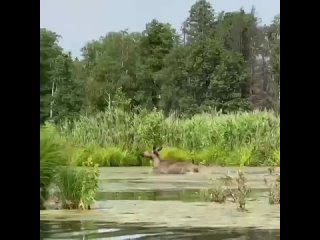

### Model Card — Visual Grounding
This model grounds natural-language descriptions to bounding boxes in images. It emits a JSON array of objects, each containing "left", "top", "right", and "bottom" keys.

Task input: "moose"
[{"left": 142, "top": 146, "right": 199, "bottom": 174}]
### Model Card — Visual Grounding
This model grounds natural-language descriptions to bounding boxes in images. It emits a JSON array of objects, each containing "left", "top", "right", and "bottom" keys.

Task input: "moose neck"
[{"left": 152, "top": 155, "right": 161, "bottom": 168}]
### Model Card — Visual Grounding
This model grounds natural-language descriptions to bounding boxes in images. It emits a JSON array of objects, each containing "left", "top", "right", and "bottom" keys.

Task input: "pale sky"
[{"left": 40, "top": 0, "right": 280, "bottom": 58}]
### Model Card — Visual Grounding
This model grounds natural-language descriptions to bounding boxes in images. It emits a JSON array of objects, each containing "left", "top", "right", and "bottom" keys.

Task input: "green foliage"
[
  {"left": 40, "top": 125, "right": 67, "bottom": 187},
  {"left": 235, "top": 145, "right": 255, "bottom": 167},
  {"left": 159, "top": 147, "right": 191, "bottom": 162},
  {"left": 136, "top": 110, "right": 165, "bottom": 147},
  {"left": 71, "top": 146, "right": 140, "bottom": 167},
  {"left": 54, "top": 110, "right": 279, "bottom": 167},
  {"left": 40, "top": 5, "right": 280, "bottom": 169},
  {"left": 41, "top": 6, "right": 280, "bottom": 118},
  {"left": 51, "top": 54, "right": 85, "bottom": 123},
  {"left": 53, "top": 158, "right": 100, "bottom": 210},
  {"left": 40, "top": 28, "right": 84, "bottom": 124},
  {"left": 40, "top": 124, "right": 68, "bottom": 208},
  {"left": 183, "top": 0, "right": 215, "bottom": 43},
  {"left": 40, "top": 29, "right": 62, "bottom": 124},
  {"left": 157, "top": 37, "right": 251, "bottom": 114},
  {"left": 40, "top": 124, "right": 101, "bottom": 210},
  {"left": 193, "top": 146, "right": 227, "bottom": 166},
  {"left": 266, "top": 148, "right": 280, "bottom": 167}
]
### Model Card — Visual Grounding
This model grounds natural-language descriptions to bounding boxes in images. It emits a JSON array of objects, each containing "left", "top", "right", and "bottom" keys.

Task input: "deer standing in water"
[{"left": 142, "top": 146, "right": 199, "bottom": 174}]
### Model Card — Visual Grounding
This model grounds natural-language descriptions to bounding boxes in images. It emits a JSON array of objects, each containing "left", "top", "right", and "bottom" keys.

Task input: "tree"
[
  {"left": 40, "top": 10, "right": 280, "bottom": 120},
  {"left": 185, "top": 38, "right": 251, "bottom": 112},
  {"left": 137, "top": 19, "right": 176, "bottom": 109},
  {"left": 214, "top": 8, "right": 269, "bottom": 108},
  {"left": 266, "top": 14, "right": 280, "bottom": 111},
  {"left": 40, "top": 28, "right": 63, "bottom": 124},
  {"left": 51, "top": 53, "right": 85, "bottom": 122},
  {"left": 157, "top": 38, "right": 251, "bottom": 114},
  {"left": 155, "top": 46, "right": 191, "bottom": 114},
  {"left": 183, "top": 0, "right": 215, "bottom": 44},
  {"left": 81, "top": 32, "right": 142, "bottom": 112}
]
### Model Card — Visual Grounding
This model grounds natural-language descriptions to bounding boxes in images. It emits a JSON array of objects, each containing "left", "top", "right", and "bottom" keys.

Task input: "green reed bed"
[
  {"left": 40, "top": 125, "right": 100, "bottom": 210},
  {"left": 56, "top": 109, "right": 279, "bottom": 167}
]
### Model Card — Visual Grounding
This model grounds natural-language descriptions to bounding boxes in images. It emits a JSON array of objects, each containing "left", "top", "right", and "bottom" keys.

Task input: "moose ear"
[{"left": 157, "top": 147, "right": 163, "bottom": 152}]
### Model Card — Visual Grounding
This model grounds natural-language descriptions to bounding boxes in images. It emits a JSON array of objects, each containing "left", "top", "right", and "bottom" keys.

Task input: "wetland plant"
[
  {"left": 202, "top": 170, "right": 250, "bottom": 208},
  {"left": 268, "top": 167, "right": 275, "bottom": 175},
  {"left": 57, "top": 110, "right": 280, "bottom": 167},
  {"left": 53, "top": 158, "right": 100, "bottom": 210},
  {"left": 236, "top": 170, "right": 250, "bottom": 210},
  {"left": 269, "top": 175, "right": 280, "bottom": 204},
  {"left": 40, "top": 125, "right": 67, "bottom": 209},
  {"left": 200, "top": 180, "right": 226, "bottom": 203}
]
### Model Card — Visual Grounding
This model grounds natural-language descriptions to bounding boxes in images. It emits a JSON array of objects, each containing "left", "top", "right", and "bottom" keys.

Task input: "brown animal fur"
[{"left": 142, "top": 146, "right": 199, "bottom": 174}]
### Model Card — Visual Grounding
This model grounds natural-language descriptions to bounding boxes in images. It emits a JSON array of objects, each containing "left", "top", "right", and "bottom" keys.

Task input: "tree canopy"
[{"left": 40, "top": 1, "right": 280, "bottom": 124}]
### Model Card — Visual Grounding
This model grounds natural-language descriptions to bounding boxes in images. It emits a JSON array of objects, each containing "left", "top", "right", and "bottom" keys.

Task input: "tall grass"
[
  {"left": 40, "top": 124, "right": 100, "bottom": 210},
  {"left": 40, "top": 125, "right": 67, "bottom": 209},
  {"left": 53, "top": 159, "right": 99, "bottom": 210},
  {"left": 57, "top": 109, "right": 280, "bottom": 167}
]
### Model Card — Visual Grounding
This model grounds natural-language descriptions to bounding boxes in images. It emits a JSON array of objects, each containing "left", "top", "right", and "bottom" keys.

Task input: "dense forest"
[{"left": 40, "top": 0, "right": 280, "bottom": 124}]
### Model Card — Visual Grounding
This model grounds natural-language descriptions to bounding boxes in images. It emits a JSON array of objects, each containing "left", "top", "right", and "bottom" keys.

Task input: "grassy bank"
[{"left": 52, "top": 109, "right": 279, "bottom": 167}]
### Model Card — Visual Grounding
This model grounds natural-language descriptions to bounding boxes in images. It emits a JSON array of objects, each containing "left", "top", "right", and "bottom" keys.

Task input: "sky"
[{"left": 40, "top": 0, "right": 280, "bottom": 58}]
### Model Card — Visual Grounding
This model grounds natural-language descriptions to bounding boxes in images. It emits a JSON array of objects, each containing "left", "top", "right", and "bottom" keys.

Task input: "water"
[
  {"left": 95, "top": 188, "right": 269, "bottom": 202},
  {"left": 40, "top": 220, "right": 280, "bottom": 239},
  {"left": 41, "top": 167, "right": 280, "bottom": 239}
]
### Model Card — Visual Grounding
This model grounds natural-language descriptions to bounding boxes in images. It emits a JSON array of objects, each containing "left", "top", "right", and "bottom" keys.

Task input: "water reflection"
[{"left": 40, "top": 220, "right": 280, "bottom": 240}]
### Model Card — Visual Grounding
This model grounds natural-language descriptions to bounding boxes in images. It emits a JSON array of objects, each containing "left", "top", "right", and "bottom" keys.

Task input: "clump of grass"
[
  {"left": 201, "top": 170, "right": 251, "bottom": 209},
  {"left": 269, "top": 175, "right": 280, "bottom": 204},
  {"left": 236, "top": 170, "right": 250, "bottom": 210},
  {"left": 200, "top": 180, "right": 227, "bottom": 203},
  {"left": 220, "top": 175, "right": 237, "bottom": 202},
  {"left": 53, "top": 158, "right": 100, "bottom": 210},
  {"left": 40, "top": 124, "right": 67, "bottom": 209},
  {"left": 217, "top": 170, "right": 251, "bottom": 209},
  {"left": 267, "top": 148, "right": 280, "bottom": 174}
]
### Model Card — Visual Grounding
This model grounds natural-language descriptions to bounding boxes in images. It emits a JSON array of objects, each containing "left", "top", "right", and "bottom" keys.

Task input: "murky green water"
[
  {"left": 41, "top": 167, "right": 280, "bottom": 239},
  {"left": 40, "top": 220, "right": 280, "bottom": 239},
  {"left": 96, "top": 188, "right": 269, "bottom": 202}
]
